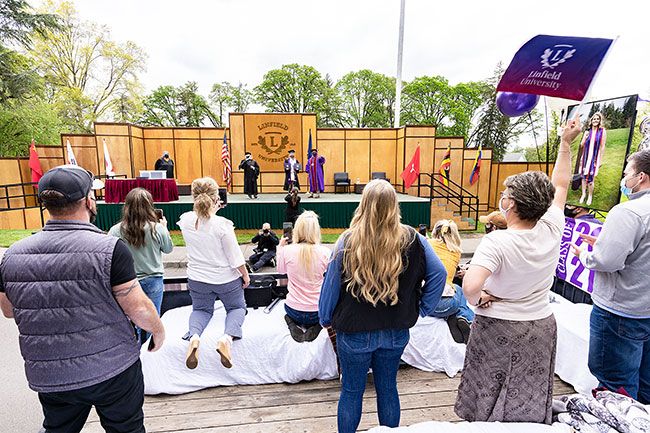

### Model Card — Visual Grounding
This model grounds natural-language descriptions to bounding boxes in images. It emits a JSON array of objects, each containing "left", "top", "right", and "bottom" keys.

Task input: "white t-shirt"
[
  {"left": 177, "top": 211, "right": 245, "bottom": 284},
  {"left": 470, "top": 205, "right": 564, "bottom": 321}
]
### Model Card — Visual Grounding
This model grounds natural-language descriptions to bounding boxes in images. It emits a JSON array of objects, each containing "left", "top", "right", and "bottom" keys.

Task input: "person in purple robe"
[
  {"left": 306, "top": 149, "right": 325, "bottom": 198},
  {"left": 578, "top": 112, "right": 607, "bottom": 206}
]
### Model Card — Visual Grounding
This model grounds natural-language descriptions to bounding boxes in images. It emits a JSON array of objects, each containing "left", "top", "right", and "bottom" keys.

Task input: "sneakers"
[
  {"left": 216, "top": 338, "right": 233, "bottom": 369},
  {"left": 303, "top": 324, "right": 323, "bottom": 342},
  {"left": 579, "top": 193, "right": 586, "bottom": 204},
  {"left": 457, "top": 317, "right": 471, "bottom": 344},
  {"left": 269, "top": 257, "right": 277, "bottom": 268},
  {"left": 245, "top": 262, "right": 253, "bottom": 274},
  {"left": 185, "top": 337, "right": 200, "bottom": 369},
  {"left": 285, "top": 315, "right": 305, "bottom": 342},
  {"left": 586, "top": 194, "right": 593, "bottom": 206},
  {"left": 446, "top": 316, "right": 464, "bottom": 344}
]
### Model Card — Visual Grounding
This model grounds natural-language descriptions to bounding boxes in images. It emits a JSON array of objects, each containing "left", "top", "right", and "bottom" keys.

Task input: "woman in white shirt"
[
  {"left": 454, "top": 117, "right": 582, "bottom": 424},
  {"left": 178, "top": 177, "right": 250, "bottom": 370}
]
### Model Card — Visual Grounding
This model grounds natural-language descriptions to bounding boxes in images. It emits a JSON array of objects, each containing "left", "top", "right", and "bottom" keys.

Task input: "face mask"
[
  {"left": 498, "top": 195, "right": 511, "bottom": 218},
  {"left": 87, "top": 201, "right": 97, "bottom": 224},
  {"left": 564, "top": 207, "right": 578, "bottom": 218},
  {"left": 620, "top": 174, "right": 641, "bottom": 198}
]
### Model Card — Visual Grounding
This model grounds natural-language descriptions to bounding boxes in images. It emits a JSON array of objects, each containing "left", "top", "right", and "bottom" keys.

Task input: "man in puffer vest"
[{"left": 0, "top": 165, "right": 166, "bottom": 433}]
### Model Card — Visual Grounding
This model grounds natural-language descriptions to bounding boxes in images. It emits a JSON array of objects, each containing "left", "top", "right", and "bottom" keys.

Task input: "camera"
[
  {"left": 283, "top": 222, "right": 293, "bottom": 244},
  {"left": 263, "top": 228, "right": 269, "bottom": 234},
  {"left": 154, "top": 208, "right": 164, "bottom": 220},
  {"left": 418, "top": 224, "right": 428, "bottom": 236},
  {"left": 218, "top": 188, "right": 228, "bottom": 206}
]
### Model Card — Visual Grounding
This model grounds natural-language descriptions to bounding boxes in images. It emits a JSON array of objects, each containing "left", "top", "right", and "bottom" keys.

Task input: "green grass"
[
  {"left": 0, "top": 230, "right": 34, "bottom": 247},
  {"left": 170, "top": 231, "right": 342, "bottom": 246},
  {"left": 566, "top": 128, "right": 630, "bottom": 211}
]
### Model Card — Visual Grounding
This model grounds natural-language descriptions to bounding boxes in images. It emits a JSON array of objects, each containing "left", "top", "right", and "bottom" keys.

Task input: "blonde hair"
[
  {"left": 342, "top": 179, "right": 413, "bottom": 306},
  {"left": 191, "top": 177, "right": 218, "bottom": 222},
  {"left": 590, "top": 112, "right": 604, "bottom": 128},
  {"left": 292, "top": 211, "right": 322, "bottom": 272},
  {"left": 431, "top": 219, "right": 462, "bottom": 254}
]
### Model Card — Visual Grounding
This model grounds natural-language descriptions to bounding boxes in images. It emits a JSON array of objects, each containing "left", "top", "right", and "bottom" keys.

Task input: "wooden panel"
[
  {"left": 175, "top": 139, "right": 202, "bottom": 184},
  {"left": 24, "top": 207, "right": 43, "bottom": 229},
  {"left": 489, "top": 163, "right": 501, "bottom": 209},
  {"left": 230, "top": 115, "right": 245, "bottom": 174},
  {"left": 317, "top": 130, "right": 344, "bottom": 140},
  {"left": 396, "top": 136, "right": 405, "bottom": 190},
  {"left": 174, "top": 128, "right": 200, "bottom": 139},
  {"left": 200, "top": 128, "right": 224, "bottom": 139},
  {"left": 371, "top": 129, "right": 397, "bottom": 139},
  {"left": 231, "top": 171, "right": 244, "bottom": 193},
  {"left": 38, "top": 145, "right": 64, "bottom": 158},
  {"left": 259, "top": 172, "right": 285, "bottom": 192},
  {"left": 345, "top": 139, "right": 370, "bottom": 184},
  {"left": 131, "top": 126, "right": 143, "bottom": 139},
  {"left": 345, "top": 130, "right": 370, "bottom": 140},
  {"left": 370, "top": 139, "right": 397, "bottom": 183},
  {"left": 404, "top": 137, "right": 432, "bottom": 195},
  {"left": 144, "top": 139, "right": 175, "bottom": 176},
  {"left": 17, "top": 160, "right": 37, "bottom": 207},
  {"left": 405, "top": 126, "right": 435, "bottom": 137},
  {"left": 143, "top": 128, "right": 173, "bottom": 139},
  {"left": 64, "top": 135, "right": 95, "bottom": 146},
  {"left": 0, "top": 160, "right": 25, "bottom": 209},
  {"left": 95, "top": 124, "right": 129, "bottom": 136},
  {"left": 132, "top": 137, "right": 146, "bottom": 175},
  {"left": 243, "top": 114, "right": 302, "bottom": 172},
  {"left": 74, "top": 146, "right": 99, "bottom": 174},
  {"left": 200, "top": 139, "right": 223, "bottom": 182},
  {"left": 316, "top": 139, "right": 345, "bottom": 191},
  {"left": 0, "top": 209, "right": 26, "bottom": 229},
  {"left": 97, "top": 136, "right": 131, "bottom": 177}
]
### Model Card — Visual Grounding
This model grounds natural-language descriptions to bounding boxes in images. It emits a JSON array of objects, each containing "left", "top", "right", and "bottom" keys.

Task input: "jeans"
[
  {"left": 429, "top": 285, "right": 475, "bottom": 322},
  {"left": 136, "top": 276, "right": 163, "bottom": 343},
  {"left": 337, "top": 328, "right": 409, "bottom": 433},
  {"left": 249, "top": 250, "right": 276, "bottom": 271},
  {"left": 39, "top": 360, "right": 144, "bottom": 433},
  {"left": 285, "top": 304, "right": 320, "bottom": 327},
  {"left": 188, "top": 278, "right": 246, "bottom": 339},
  {"left": 588, "top": 305, "right": 650, "bottom": 404}
]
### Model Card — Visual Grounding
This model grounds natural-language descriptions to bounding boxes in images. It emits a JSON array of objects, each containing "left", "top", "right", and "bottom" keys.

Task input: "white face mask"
[{"left": 498, "top": 195, "right": 512, "bottom": 218}]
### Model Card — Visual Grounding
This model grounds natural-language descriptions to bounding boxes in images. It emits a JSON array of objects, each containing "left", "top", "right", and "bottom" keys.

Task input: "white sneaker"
[
  {"left": 579, "top": 193, "right": 586, "bottom": 204},
  {"left": 586, "top": 195, "right": 592, "bottom": 206}
]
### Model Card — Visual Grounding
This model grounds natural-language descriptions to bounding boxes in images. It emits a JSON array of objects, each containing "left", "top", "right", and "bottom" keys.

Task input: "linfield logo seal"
[
  {"left": 517, "top": 44, "right": 575, "bottom": 91},
  {"left": 251, "top": 122, "right": 297, "bottom": 163},
  {"left": 540, "top": 44, "right": 576, "bottom": 69}
]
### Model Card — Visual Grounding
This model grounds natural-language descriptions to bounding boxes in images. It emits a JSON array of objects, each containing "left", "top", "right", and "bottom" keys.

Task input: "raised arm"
[{"left": 552, "top": 116, "right": 582, "bottom": 209}]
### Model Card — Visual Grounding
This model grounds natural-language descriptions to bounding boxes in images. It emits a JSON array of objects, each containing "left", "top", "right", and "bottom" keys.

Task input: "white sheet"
[
  {"left": 550, "top": 294, "right": 599, "bottom": 394},
  {"left": 365, "top": 421, "right": 572, "bottom": 433},
  {"left": 401, "top": 316, "right": 467, "bottom": 377},
  {"left": 141, "top": 300, "right": 338, "bottom": 395}
]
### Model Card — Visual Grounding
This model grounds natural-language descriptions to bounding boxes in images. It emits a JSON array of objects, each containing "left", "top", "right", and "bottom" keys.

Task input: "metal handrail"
[{"left": 418, "top": 173, "right": 479, "bottom": 230}]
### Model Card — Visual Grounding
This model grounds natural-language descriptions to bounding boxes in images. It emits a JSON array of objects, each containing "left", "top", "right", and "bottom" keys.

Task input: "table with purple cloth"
[{"left": 104, "top": 179, "right": 179, "bottom": 203}]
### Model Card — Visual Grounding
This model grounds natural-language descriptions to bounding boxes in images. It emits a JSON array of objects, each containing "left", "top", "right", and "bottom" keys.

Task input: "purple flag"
[{"left": 497, "top": 35, "right": 613, "bottom": 101}]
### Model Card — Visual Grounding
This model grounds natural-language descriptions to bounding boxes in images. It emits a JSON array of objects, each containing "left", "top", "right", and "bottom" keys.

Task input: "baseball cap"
[
  {"left": 38, "top": 165, "right": 94, "bottom": 203},
  {"left": 478, "top": 210, "right": 507, "bottom": 229}
]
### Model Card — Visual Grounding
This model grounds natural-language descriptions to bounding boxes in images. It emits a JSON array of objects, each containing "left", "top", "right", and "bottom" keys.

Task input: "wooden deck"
[{"left": 82, "top": 367, "right": 575, "bottom": 432}]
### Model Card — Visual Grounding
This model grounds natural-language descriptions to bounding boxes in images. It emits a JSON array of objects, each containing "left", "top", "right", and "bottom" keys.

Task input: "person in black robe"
[
  {"left": 238, "top": 152, "right": 260, "bottom": 199},
  {"left": 154, "top": 151, "right": 174, "bottom": 179},
  {"left": 284, "top": 187, "right": 302, "bottom": 226},
  {"left": 283, "top": 150, "right": 301, "bottom": 191}
]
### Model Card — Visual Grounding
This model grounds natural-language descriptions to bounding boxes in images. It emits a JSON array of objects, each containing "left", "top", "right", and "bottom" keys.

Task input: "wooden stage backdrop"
[{"left": 0, "top": 113, "right": 552, "bottom": 230}]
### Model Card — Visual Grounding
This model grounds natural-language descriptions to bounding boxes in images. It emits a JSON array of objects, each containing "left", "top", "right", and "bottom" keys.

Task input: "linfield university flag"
[{"left": 497, "top": 35, "right": 614, "bottom": 101}]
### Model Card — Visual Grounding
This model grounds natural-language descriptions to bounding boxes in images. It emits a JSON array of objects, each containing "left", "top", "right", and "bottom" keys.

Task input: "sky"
[{"left": 62, "top": 0, "right": 648, "bottom": 103}]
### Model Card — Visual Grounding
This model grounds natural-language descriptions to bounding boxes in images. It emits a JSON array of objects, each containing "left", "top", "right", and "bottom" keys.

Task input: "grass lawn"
[
  {"left": 566, "top": 127, "right": 630, "bottom": 212},
  {"left": 170, "top": 230, "right": 343, "bottom": 246},
  {"left": 0, "top": 230, "right": 33, "bottom": 247}
]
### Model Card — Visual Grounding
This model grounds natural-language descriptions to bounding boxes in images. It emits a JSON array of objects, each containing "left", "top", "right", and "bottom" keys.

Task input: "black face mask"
[
  {"left": 564, "top": 207, "right": 579, "bottom": 218},
  {"left": 87, "top": 200, "right": 97, "bottom": 224}
]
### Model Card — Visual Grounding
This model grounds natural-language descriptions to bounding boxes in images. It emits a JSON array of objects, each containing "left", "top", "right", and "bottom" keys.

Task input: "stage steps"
[{"left": 430, "top": 198, "right": 475, "bottom": 231}]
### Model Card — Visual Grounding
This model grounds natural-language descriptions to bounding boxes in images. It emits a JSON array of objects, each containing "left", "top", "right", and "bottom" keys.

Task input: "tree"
[
  {"left": 254, "top": 64, "right": 328, "bottom": 113},
  {"left": 209, "top": 81, "right": 252, "bottom": 127},
  {"left": 140, "top": 82, "right": 217, "bottom": 127},
  {"left": 467, "top": 64, "right": 534, "bottom": 161},
  {"left": 0, "top": 99, "right": 63, "bottom": 156},
  {"left": 29, "top": 0, "right": 146, "bottom": 132},
  {"left": 315, "top": 74, "right": 345, "bottom": 128},
  {"left": 442, "top": 81, "right": 488, "bottom": 137},
  {"left": 401, "top": 75, "right": 450, "bottom": 127},
  {"left": 335, "top": 70, "right": 395, "bottom": 128},
  {"left": 0, "top": 0, "right": 60, "bottom": 48}
]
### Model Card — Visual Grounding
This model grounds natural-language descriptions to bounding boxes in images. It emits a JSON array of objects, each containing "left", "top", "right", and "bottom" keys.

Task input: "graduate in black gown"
[
  {"left": 283, "top": 150, "right": 301, "bottom": 191},
  {"left": 154, "top": 151, "right": 175, "bottom": 179},
  {"left": 238, "top": 152, "right": 260, "bottom": 199}
]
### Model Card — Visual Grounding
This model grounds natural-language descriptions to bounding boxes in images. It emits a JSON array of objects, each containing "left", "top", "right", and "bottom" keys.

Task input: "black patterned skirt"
[{"left": 454, "top": 314, "right": 557, "bottom": 424}]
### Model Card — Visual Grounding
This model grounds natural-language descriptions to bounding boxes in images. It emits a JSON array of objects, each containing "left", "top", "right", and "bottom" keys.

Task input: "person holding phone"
[
  {"left": 454, "top": 117, "right": 582, "bottom": 424},
  {"left": 109, "top": 188, "right": 174, "bottom": 343},
  {"left": 285, "top": 187, "right": 302, "bottom": 226},
  {"left": 178, "top": 177, "right": 250, "bottom": 370}
]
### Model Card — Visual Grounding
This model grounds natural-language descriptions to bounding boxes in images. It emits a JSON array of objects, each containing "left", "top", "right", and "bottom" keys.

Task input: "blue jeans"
[
  {"left": 137, "top": 276, "right": 163, "bottom": 343},
  {"left": 337, "top": 329, "right": 409, "bottom": 433},
  {"left": 588, "top": 305, "right": 650, "bottom": 404},
  {"left": 429, "top": 285, "right": 475, "bottom": 322},
  {"left": 285, "top": 304, "right": 319, "bottom": 327}
]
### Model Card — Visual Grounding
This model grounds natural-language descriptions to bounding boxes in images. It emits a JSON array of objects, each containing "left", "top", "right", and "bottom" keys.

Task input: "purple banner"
[
  {"left": 555, "top": 217, "right": 603, "bottom": 293},
  {"left": 497, "top": 35, "right": 613, "bottom": 101}
]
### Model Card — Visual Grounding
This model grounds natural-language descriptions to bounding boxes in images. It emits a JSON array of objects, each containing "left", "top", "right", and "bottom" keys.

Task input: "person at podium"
[{"left": 154, "top": 151, "right": 175, "bottom": 179}]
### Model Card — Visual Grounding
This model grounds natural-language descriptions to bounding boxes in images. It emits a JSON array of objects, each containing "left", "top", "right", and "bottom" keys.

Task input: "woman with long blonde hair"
[
  {"left": 578, "top": 111, "right": 607, "bottom": 206},
  {"left": 319, "top": 179, "right": 446, "bottom": 433},
  {"left": 276, "top": 211, "right": 330, "bottom": 342},
  {"left": 108, "top": 187, "right": 173, "bottom": 343},
  {"left": 177, "top": 177, "right": 250, "bottom": 370},
  {"left": 427, "top": 219, "right": 474, "bottom": 344}
]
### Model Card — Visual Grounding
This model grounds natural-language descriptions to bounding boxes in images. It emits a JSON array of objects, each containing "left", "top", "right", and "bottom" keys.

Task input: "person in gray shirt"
[{"left": 573, "top": 149, "right": 650, "bottom": 404}]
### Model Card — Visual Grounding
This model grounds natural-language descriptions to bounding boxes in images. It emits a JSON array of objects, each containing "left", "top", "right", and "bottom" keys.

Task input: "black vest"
[{"left": 331, "top": 229, "right": 426, "bottom": 333}]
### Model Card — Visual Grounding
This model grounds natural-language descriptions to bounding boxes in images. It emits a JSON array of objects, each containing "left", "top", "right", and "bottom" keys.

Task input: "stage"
[{"left": 95, "top": 193, "right": 431, "bottom": 231}]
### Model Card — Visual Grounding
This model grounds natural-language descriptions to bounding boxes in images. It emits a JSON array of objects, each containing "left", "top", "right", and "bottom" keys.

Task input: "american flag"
[{"left": 221, "top": 130, "right": 232, "bottom": 186}]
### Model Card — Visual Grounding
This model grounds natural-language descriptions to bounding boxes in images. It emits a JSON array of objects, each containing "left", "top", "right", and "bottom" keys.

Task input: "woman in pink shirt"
[{"left": 277, "top": 211, "right": 331, "bottom": 342}]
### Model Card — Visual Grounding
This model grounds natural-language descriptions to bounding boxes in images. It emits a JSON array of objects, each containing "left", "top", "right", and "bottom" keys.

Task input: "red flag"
[
  {"left": 400, "top": 146, "right": 420, "bottom": 189},
  {"left": 29, "top": 139, "right": 43, "bottom": 184}
]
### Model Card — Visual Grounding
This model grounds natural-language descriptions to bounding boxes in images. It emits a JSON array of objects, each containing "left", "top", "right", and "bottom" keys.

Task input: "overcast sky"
[{"left": 61, "top": 0, "right": 648, "bottom": 106}]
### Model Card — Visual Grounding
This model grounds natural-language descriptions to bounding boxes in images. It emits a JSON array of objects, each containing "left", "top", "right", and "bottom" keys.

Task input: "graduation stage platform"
[{"left": 94, "top": 192, "right": 431, "bottom": 231}]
